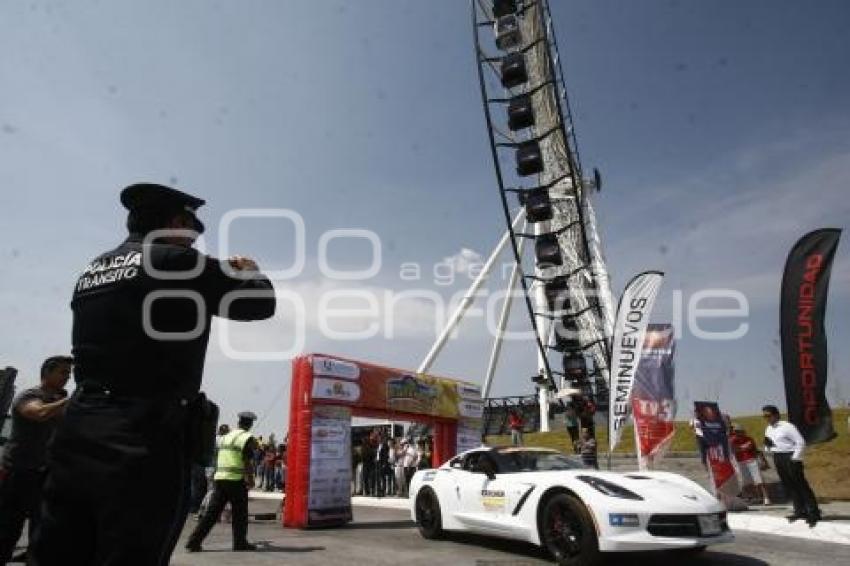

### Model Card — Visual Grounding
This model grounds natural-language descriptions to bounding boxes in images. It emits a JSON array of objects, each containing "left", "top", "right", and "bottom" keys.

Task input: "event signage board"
[
  {"left": 311, "top": 377, "right": 361, "bottom": 403},
  {"left": 306, "top": 405, "right": 353, "bottom": 525},
  {"left": 609, "top": 271, "right": 664, "bottom": 452},
  {"left": 312, "top": 356, "right": 361, "bottom": 381},
  {"left": 632, "top": 324, "right": 676, "bottom": 470},
  {"left": 780, "top": 228, "right": 841, "bottom": 444},
  {"left": 458, "top": 383, "right": 484, "bottom": 401},
  {"left": 693, "top": 401, "right": 738, "bottom": 498},
  {"left": 458, "top": 398, "right": 484, "bottom": 419},
  {"left": 456, "top": 418, "right": 482, "bottom": 454}
]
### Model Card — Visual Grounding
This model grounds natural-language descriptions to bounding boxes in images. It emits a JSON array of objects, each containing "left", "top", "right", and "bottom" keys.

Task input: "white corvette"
[{"left": 409, "top": 447, "right": 733, "bottom": 565}]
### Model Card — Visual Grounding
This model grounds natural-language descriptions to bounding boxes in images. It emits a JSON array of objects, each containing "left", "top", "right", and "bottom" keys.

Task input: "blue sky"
[{"left": 1, "top": 0, "right": 848, "bottom": 436}]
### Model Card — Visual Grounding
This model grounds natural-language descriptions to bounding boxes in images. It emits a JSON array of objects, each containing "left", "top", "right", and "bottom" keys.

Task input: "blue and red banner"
[
  {"left": 693, "top": 401, "right": 738, "bottom": 498},
  {"left": 632, "top": 324, "right": 676, "bottom": 470}
]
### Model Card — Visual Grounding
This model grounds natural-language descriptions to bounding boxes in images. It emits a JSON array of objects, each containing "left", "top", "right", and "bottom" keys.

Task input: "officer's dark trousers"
[
  {"left": 188, "top": 464, "right": 209, "bottom": 514},
  {"left": 29, "top": 391, "right": 189, "bottom": 566},
  {"left": 773, "top": 452, "right": 820, "bottom": 517},
  {"left": 0, "top": 468, "right": 43, "bottom": 562},
  {"left": 187, "top": 480, "right": 249, "bottom": 548}
]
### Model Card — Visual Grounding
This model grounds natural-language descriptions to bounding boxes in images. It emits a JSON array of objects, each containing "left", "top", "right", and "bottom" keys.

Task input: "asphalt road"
[{"left": 170, "top": 501, "right": 849, "bottom": 566}]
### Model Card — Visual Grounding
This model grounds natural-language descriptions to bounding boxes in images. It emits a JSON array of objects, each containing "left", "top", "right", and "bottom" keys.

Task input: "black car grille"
[{"left": 647, "top": 513, "right": 728, "bottom": 538}]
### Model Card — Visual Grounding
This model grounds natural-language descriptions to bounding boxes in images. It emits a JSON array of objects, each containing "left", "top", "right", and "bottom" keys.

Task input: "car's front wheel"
[
  {"left": 539, "top": 493, "right": 600, "bottom": 566},
  {"left": 415, "top": 488, "right": 443, "bottom": 540}
]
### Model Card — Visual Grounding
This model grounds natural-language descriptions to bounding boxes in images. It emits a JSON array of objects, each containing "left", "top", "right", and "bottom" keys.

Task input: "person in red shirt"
[
  {"left": 730, "top": 424, "right": 771, "bottom": 505},
  {"left": 508, "top": 410, "right": 524, "bottom": 446}
]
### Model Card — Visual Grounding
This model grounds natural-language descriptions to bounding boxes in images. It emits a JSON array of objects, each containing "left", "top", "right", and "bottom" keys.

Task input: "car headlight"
[{"left": 577, "top": 475, "right": 644, "bottom": 500}]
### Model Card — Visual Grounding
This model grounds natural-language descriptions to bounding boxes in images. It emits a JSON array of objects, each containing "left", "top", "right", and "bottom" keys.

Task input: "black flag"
[{"left": 780, "top": 228, "right": 841, "bottom": 444}]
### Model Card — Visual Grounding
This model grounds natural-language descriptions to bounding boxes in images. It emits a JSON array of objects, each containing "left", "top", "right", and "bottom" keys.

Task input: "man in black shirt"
[
  {"left": 30, "top": 183, "right": 276, "bottom": 566},
  {"left": 375, "top": 433, "right": 390, "bottom": 497},
  {"left": 0, "top": 355, "right": 71, "bottom": 563}
]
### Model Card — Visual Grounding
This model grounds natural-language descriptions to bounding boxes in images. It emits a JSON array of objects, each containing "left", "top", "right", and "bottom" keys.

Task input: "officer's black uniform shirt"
[{"left": 71, "top": 234, "right": 276, "bottom": 399}]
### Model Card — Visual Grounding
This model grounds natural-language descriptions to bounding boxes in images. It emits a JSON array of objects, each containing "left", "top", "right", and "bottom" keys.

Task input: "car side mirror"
[{"left": 472, "top": 462, "right": 496, "bottom": 481}]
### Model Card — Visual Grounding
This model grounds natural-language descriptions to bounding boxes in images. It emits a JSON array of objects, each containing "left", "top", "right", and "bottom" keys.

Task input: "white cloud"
[
  {"left": 440, "top": 247, "right": 485, "bottom": 275},
  {"left": 206, "top": 277, "right": 454, "bottom": 365}
]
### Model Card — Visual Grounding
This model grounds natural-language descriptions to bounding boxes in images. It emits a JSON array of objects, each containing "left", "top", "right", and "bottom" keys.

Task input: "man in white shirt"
[
  {"left": 400, "top": 440, "right": 420, "bottom": 497},
  {"left": 762, "top": 405, "right": 821, "bottom": 526},
  {"left": 392, "top": 440, "right": 407, "bottom": 497}
]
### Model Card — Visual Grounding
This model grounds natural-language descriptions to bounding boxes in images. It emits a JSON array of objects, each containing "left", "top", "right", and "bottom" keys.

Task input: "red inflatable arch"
[{"left": 283, "top": 353, "right": 483, "bottom": 528}]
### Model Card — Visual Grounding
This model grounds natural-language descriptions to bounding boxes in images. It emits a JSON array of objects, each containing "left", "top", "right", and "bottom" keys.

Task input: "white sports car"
[{"left": 409, "top": 447, "right": 733, "bottom": 565}]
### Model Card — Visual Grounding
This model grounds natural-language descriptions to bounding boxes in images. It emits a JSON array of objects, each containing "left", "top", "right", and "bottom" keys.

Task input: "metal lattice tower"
[{"left": 471, "top": 0, "right": 616, "bottom": 432}]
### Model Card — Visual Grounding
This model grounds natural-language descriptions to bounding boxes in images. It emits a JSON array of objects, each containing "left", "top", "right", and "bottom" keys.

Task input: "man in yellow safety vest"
[{"left": 186, "top": 411, "right": 258, "bottom": 552}]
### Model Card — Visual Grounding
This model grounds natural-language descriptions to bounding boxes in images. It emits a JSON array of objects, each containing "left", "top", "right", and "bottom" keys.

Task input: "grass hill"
[{"left": 485, "top": 408, "right": 850, "bottom": 500}]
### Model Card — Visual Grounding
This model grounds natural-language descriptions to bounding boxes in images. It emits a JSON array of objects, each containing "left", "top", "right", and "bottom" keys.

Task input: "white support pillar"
[
  {"left": 418, "top": 209, "right": 526, "bottom": 375},
  {"left": 533, "top": 221, "right": 552, "bottom": 432},
  {"left": 481, "top": 221, "right": 527, "bottom": 399},
  {"left": 538, "top": 383, "right": 551, "bottom": 432}
]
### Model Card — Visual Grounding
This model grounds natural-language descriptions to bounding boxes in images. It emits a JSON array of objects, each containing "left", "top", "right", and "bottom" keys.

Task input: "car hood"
[{"left": 517, "top": 470, "right": 717, "bottom": 507}]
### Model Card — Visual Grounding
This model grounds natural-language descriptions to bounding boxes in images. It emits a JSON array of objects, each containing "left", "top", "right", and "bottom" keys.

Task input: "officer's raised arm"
[
  {"left": 148, "top": 223, "right": 277, "bottom": 321},
  {"left": 200, "top": 253, "right": 277, "bottom": 321}
]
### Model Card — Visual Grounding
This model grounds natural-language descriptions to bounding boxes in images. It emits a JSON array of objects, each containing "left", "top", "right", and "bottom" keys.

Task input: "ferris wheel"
[{"left": 419, "top": 0, "right": 615, "bottom": 438}]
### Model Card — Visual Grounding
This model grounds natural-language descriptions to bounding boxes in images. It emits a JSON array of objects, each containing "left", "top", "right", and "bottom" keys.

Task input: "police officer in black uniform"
[{"left": 30, "top": 183, "right": 276, "bottom": 566}]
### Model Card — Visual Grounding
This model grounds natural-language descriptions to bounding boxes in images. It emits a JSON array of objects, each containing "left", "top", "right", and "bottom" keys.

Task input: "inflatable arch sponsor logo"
[
  {"left": 313, "top": 356, "right": 360, "bottom": 381},
  {"left": 312, "top": 377, "right": 361, "bottom": 403},
  {"left": 458, "top": 383, "right": 483, "bottom": 400},
  {"left": 386, "top": 374, "right": 438, "bottom": 413},
  {"left": 312, "top": 422, "right": 347, "bottom": 444},
  {"left": 459, "top": 399, "right": 484, "bottom": 419}
]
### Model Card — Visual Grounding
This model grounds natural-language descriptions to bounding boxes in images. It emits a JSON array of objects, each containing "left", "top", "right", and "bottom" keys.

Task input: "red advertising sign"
[{"left": 632, "top": 324, "right": 676, "bottom": 470}]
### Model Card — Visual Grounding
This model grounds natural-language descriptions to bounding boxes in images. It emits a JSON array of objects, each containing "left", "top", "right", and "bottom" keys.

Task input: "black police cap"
[
  {"left": 237, "top": 411, "right": 258, "bottom": 422},
  {"left": 120, "top": 183, "right": 206, "bottom": 234}
]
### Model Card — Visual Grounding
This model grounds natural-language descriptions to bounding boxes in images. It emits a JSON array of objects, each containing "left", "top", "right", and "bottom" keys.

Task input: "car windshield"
[{"left": 492, "top": 449, "right": 587, "bottom": 473}]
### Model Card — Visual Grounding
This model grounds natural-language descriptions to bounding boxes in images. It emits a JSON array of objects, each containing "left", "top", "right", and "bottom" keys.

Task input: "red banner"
[
  {"left": 631, "top": 324, "right": 676, "bottom": 470},
  {"left": 693, "top": 401, "right": 738, "bottom": 498}
]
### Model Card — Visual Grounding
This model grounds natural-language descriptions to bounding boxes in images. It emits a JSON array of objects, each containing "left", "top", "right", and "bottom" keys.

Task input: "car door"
[
  {"left": 454, "top": 452, "right": 488, "bottom": 520},
  {"left": 456, "top": 452, "right": 513, "bottom": 533},
  {"left": 475, "top": 463, "right": 532, "bottom": 531}
]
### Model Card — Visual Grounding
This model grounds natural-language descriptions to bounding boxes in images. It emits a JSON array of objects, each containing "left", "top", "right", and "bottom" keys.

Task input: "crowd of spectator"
[
  {"left": 352, "top": 428, "right": 433, "bottom": 498},
  {"left": 252, "top": 434, "right": 287, "bottom": 492}
]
